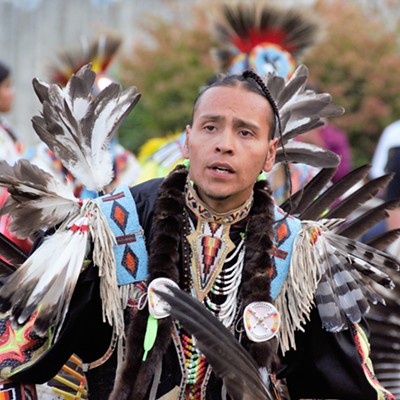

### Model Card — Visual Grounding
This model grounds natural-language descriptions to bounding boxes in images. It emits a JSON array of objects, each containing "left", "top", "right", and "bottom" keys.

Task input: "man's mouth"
[
  {"left": 212, "top": 166, "right": 233, "bottom": 174},
  {"left": 209, "top": 163, "right": 234, "bottom": 174}
]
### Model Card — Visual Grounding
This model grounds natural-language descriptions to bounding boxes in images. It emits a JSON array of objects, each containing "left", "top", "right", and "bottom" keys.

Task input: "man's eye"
[
  {"left": 204, "top": 125, "right": 216, "bottom": 132},
  {"left": 239, "top": 130, "right": 253, "bottom": 137}
]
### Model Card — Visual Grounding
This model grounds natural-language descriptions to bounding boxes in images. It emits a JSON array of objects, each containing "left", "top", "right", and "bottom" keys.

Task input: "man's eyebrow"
[
  {"left": 198, "top": 114, "right": 224, "bottom": 122},
  {"left": 232, "top": 117, "right": 260, "bottom": 131},
  {"left": 197, "top": 115, "right": 260, "bottom": 131}
]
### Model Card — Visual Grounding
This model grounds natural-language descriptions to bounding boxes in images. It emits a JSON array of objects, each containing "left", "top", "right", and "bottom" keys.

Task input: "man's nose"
[{"left": 215, "top": 130, "right": 235, "bottom": 154}]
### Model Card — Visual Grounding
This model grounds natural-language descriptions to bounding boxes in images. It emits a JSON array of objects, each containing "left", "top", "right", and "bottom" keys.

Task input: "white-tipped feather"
[
  {"left": 1, "top": 224, "right": 89, "bottom": 338},
  {"left": 275, "top": 141, "right": 340, "bottom": 168},
  {"left": 31, "top": 64, "right": 141, "bottom": 192},
  {"left": 0, "top": 64, "right": 136, "bottom": 340},
  {"left": 267, "top": 65, "right": 345, "bottom": 167},
  {"left": 0, "top": 159, "right": 80, "bottom": 238}
]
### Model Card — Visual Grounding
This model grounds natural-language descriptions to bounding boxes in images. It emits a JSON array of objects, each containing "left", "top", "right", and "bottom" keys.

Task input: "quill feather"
[
  {"left": 324, "top": 174, "right": 394, "bottom": 220},
  {"left": 275, "top": 141, "right": 340, "bottom": 168},
  {"left": 299, "top": 165, "right": 371, "bottom": 220},
  {"left": 337, "top": 198, "right": 400, "bottom": 239},
  {"left": 285, "top": 167, "right": 337, "bottom": 215},
  {"left": 156, "top": 286, "right": 273, "bottom": 400}
]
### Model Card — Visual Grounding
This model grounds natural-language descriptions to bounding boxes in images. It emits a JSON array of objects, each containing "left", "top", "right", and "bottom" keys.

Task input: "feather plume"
[
  {"left": 337, "top": 198, "right": 400, "bottom": 239},
  {"left": 48, "top": 34, "right": 122, "bottom": 87},
  {"left": 156, "top": 286, "right": 273, "bottom": 400},
  {"left": 0, "top": 159, "right": 80, "bottom": 238},
  {"left": 0, "top": 63, "right": 137, "bottom": 339},
  {"left": 283, "top": 167, "right": 337, "bottom": 215},
  {"left": 31, "top": 64, "right": 141, "bottom": 192},
  {"left": 324, "top": 174, "right": 394, "bottom": 220},
  {"left": 266, "top": 65, "right": 344, "bottom": 139},
  {"left": 299, "top": 164, "right": 371, "bottom": 220},
  {"left": 275, "top": 141, "right": 340, "bottom": 168}
]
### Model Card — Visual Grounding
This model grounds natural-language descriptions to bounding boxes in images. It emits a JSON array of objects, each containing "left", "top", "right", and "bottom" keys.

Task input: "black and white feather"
[
  {"left": 269, "top": 64, "right": 345, "bottom": 168},
  {"left": 0, "top": 64, "right": 141, "bottom": 338},
  {"left": 31, "top": 63, "right": 141, "bottom": 193},
  {"left": 156, "top": 286, "right": 274, "bottom": 400},
  {"left": 0, "top": 159, "right": 80, "bottom": 239}
]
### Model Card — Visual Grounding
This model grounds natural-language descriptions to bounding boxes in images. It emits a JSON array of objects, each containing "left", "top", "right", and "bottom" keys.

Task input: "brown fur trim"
[{"left": 110, "top": 165, "right": 187, "bottom": 400}]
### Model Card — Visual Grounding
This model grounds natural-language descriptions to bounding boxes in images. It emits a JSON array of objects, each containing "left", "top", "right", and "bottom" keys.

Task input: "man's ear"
[
  {"left": 183, "top": 124, "right": 191, "bottom": 158},
  {"left": 263, "top": 138, "right": 278, "bottom": 172}
]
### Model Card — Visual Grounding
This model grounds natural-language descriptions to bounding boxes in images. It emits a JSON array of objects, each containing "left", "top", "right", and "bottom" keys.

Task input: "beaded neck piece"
[{"left": 185, "top": 179, "right": 253, "bottom": 225}]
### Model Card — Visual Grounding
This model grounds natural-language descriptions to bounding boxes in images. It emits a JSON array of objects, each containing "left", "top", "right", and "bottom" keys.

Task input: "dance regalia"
[{"left": 0, "top": 64, "right": 397, "bottom": 399}]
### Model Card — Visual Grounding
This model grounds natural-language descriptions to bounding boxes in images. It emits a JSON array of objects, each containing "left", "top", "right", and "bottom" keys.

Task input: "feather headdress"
[
  {"left": 212, "top": 2, "right": 320, "bottom": 80},
  {"left": 48, "top": 34, "right": 122, "bottom": 88},
  {"left": 266, "top": 64, "right": 344, "bottom": 169},
  {"left": 0, "top": 64, "right": 141, "bottom": 338}
]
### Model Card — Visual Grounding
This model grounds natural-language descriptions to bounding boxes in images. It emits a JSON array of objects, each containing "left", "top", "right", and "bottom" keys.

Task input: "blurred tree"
[
  {"left": 304, "top": 0, "right": 400, "bottom": 166},
  {"left": 118, "top": 6, "right": 215, "bottom": 153},
  {"left": 118, "top": 0, "right": 400, "bottom": 167}
]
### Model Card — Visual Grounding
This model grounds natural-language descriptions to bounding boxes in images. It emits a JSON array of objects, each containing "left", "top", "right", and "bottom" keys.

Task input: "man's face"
[{"left": 184, "top": 85, "right": 277, "bottom": 213}]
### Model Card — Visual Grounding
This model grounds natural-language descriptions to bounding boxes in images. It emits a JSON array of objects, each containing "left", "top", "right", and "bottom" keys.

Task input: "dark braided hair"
[{"left": 242, "top": 70, "right": 293, "bottom": 210}]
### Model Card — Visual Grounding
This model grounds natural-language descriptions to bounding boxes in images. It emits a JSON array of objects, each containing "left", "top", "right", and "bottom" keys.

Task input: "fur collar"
[{"left": 110, "top": 165, "right": 278, "bottom": 399}]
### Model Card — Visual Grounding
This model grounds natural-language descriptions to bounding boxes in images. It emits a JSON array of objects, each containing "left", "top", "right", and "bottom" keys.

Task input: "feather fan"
[
  {"left": 155, "top": 286, "right": 274, "bottom": 400},
  {"left": 31, "top": 63, "right": 141, "bottom": 193},
  {"left": 0, "top": 64, "right": 139, "bottom": 337},
  {"left": 0, "top": 159, "right": 80, "bottom": 238},
  {"left": 268, "top": 65, "right": 345, "bottom": 147}
]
